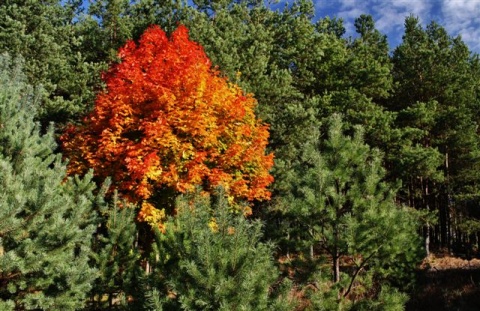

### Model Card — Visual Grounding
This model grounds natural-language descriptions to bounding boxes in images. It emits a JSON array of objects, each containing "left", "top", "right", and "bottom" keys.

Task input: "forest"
[{"left": 1, "top": 0, "right": 480, "bottom": 310}]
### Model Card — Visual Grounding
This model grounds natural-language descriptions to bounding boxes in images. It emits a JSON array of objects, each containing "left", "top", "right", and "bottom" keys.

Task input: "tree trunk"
[
  {"left": 423, "top": 176, "right": 431, "bottom": 256},
  {"left": 333, "top": 254, "right": 340, "bottom": 283},
  {"left": 425, "top": 223, "right": 430, "bottom": 257},
  {"left": 333, "top": 226, "right": 340, "bottom": 283}
]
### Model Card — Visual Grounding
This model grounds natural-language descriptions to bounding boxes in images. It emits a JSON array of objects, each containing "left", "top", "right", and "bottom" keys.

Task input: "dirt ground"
[{"left": 406, "top": 254, "right": 480, "bottom": 311}]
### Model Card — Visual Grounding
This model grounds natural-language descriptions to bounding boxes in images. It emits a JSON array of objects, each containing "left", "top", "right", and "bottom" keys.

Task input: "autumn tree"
[{"left": 62, "top": 25, "right": 274, "bottom": 223}]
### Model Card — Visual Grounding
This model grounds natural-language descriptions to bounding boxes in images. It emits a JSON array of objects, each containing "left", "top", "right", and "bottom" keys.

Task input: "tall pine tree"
[{"left": 390, "top": 16, "right": 480, "bottom": 252}]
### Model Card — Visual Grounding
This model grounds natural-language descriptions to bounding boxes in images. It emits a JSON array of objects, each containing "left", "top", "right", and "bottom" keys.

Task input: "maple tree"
[{"left": 62, "top": 25, "right": 274, "bottom": 222}]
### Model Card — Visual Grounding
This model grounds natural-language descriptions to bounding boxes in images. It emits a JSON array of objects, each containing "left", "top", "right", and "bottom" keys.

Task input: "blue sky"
[
  {"left": 315, "top": 0, "right": 480, "bottom": 53},
  {"left": 80, "top": 0, "right": 480, "bottom": 53}
]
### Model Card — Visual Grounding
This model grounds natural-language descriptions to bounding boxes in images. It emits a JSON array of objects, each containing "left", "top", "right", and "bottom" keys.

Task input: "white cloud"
[
  {"left": 313, "top": 0, "right": 432, "bottom": 42},
  {"left": 370, "top": 0, "right": 432, "bottom": 33},
  {"left": 312, "top": 0, "right": 480, "bottom": 52},
  {"left": 442, "top": 0, "right": 480, "bottom": 20},
  {"left": 373, "top": 6, "right": 409, "bottom": 34},
  {"left": 337, "top": 0, "right": 358, "bottom": 9},
  {"left": 338, "top": 7, "right": 364, "bottom": 18},
  {"left": 441, "top": 0, "right": 480, "bottom": 52}
]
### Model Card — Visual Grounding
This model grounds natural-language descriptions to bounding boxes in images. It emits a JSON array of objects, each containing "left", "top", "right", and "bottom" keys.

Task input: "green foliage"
[
  {"left": 284, "top": 115, "right": 422, "bottom": 301},
  {"left": 87, "top": 191, "right": 141, "bottom": 310},
  {"left": 0, "top": 0, "right": 102, "bottom": 125},
  {"left": 0, "top": 54, "right": 98, "bottom": 310},
  {"left": 150, "top": 190, "right": 296, "bottom": 311},
  {"left": 389, "top": 15, "right": 480, "bottom": 249},
  {"left": 348, "top": 286, "right": 408, "bottom": 311},
  {"left": 306, "top": 276, "right": 408, "bottom": 311},
  {"left": 83, "top": 0, "right": 135, "bottom": 62},
  {"left": 4, "top": 0, "right": 480, "bottom": 308},
  {"left": 348, "top": 14, "right": 392, "bottom": 100}
]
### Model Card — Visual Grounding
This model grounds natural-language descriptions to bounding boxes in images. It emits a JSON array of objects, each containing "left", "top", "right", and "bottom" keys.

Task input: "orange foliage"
[{"left": 62, "top": 25, "right": 273, "bottom": 219}]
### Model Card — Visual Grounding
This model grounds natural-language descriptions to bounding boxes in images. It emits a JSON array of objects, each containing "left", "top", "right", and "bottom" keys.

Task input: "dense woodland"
[{"left": 1, "top": 0, "right": 480, "bottom": 310}]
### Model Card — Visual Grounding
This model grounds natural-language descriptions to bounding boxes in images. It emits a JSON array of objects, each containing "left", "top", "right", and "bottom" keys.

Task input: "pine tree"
[
  {"left": 390, "top": 16, "right": 480, "bottom": 252},
  {"left": 0, "top": 0, "right": 102, "bottom": 125},
  {"left": 348, "top": 14, "right": 392, "bottom": 100},
  {"left": 149, "top": 190, "right": 296, "bottom": 311},
  {"left": 84, "top": 0, "right": 135, "bottom": 62},
  {"left": 0, "top": 54, "right": 98, "bottom": 310},
  {"left": 285, "top": 115, "right": 422, "bottom": 304},
  {"left": 87, "top": 192, "right": 141, "bottom": 310}
]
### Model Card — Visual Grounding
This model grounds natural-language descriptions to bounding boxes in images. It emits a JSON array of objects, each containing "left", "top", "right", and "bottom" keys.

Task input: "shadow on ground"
[{"left": 406, "top": 268, "right": 480, "bottom": 311}]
